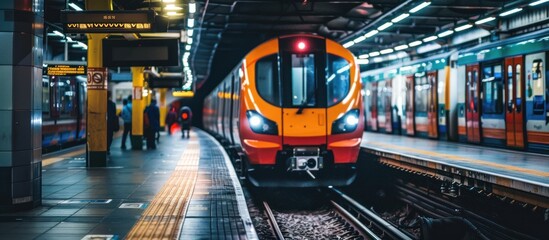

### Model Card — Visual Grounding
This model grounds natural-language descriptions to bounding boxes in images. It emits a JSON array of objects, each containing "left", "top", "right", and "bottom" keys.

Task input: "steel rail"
[
  {"left": 263, "top": 201, "right": 285, "bottom": 240},
  {"left": 331, "top": 188, "right": 414, "bottom": 240}
]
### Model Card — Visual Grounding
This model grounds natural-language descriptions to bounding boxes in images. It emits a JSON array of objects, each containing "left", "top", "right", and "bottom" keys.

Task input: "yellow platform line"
[
  {"left": 42, "top": 148, "right": 86, "bottom": 167},
  {"left": 369, "top": 142, "right": 549, "bottom": 178},
  {"left": 126, "top": 140, "right": 200, "bottom": 240}
]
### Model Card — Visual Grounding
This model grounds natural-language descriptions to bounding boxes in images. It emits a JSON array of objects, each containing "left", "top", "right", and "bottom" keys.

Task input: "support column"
[
  {"left": 131, "top": 67, "right": 145, "bottom": 150},
  {"left": 0, "top": 0, "right": 44, "bottom": 211},
  {"left": 159, "top": 89, "right": 167, "bottom": 131},
  {"left": 85, "top": 0, "right": 112, "bottom": 167}
]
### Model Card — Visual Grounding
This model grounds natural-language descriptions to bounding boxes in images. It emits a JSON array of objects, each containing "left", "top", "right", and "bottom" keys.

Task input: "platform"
[
  {"left": 360, "top": 132, "right": 549, "bottom": 207},
  {"left": 0, "top": 129, "right": 256, "bottom": 239}
]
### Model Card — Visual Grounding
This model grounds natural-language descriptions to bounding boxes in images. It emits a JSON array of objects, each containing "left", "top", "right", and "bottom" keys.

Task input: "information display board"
[
  {"left": 60, "top": 10, "right": 155, "bottom": 33},
  {"left": 44, "top": 65, "right": 86, "bottom": 76}
]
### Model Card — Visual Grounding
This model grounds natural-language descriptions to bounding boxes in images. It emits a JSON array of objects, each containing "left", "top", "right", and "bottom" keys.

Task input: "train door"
[
  {"left": 427, "top": 71, "right": 438, "bottom": 138},
  {"left": 505, "top": 56, "right": 525, "bottom": 148},
  {"left": 405, "top": 75, "right": 415, "bottom": 135},
  {"left": 281, "top": 49, "right": 327, "bottom": 146},
  {"left": 480, "top": 62, "right": 505, "bottom": 146},
  {"left": 465, "top": 64, "right": 481, "bottom": 143}
]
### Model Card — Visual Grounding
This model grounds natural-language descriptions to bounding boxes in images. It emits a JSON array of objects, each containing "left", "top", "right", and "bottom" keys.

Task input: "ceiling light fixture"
[
  {"left": 475, "top": 17, "right": 496, "bottom": 25},
  {"left": 377, "top": 22, "right": 393, "bottom": 31},
  {"left": 380, "top": 48, "right": 394, "bottom": 54},
  {"left": 353, "top": 35, "right": 367, "bottom": 44},
  {"left": 358, "top": 54, "right": 369, "bottom": 59},
  {"left": 423, "top": 35, "right": 438, "bottom": 42},
  {"left": 364, "top": 30, "right": 379, "bottom": 38},
  {"left": 369, "top": 51, "right": 380, "bottom": 57},
  {"left": 499, "top": 8, "right": 522, "bottom": 17},
  {"left": 454, "top": 24, "right": 473, "bottom": 32},
  {"left": 343, "top": 42, "right": 355, "bottom": 48},
  {"left": 68, "top": 3, "right": 83, "bottom": 11},
  {"left": 391, "top": 13, "right": 410, "bottom": 23},
  {"left": 409, "top": 1, "right": 431, "bottom": 13},
  {"left": 394, "top": 44, "right": 409, "bottom": 51},
  {"left": 408, "top": 40, "right": 422, "bottom": 47},
  {"left": 187, "top": 18, "right": 195, "bottom": 28},
  {"left": 530, "top": 0, "right": 549, "bottom": 6},
  {"left": 189, "top": 2, "right": 197, "bottom": 13},
  {"left": 437, "top": 30, "right": 454, "bottom": 37}
]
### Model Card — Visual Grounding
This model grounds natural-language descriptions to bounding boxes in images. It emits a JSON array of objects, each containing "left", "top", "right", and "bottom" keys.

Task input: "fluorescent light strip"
[
  {"left": 364, "top": 30, "right": 379, "bottom": 38},
  {"left": 68, "top": 3, "right": 83, "bottom": 11},
  {"left": 408, "top": 40, "right": 422, "bottom": 47},
  {"left": 187, "top": 29, "right": 194, "bottom": 36},
  {"left": 187, "top": 38, "right": 193, "bottom": 44},
  {"left": 369, "top": 51, "right": 380, "bottom": 57},
  {"left": 409, "top": 1, "right": 431, "bottom": 13},
  {"left": 165, "top": 4, "right": 183, "bottom": 10},
  {"left": 373, "top": 57, "right": 383, "bottom": 63},
  {"left": 391, "top": 13, "right": 409, "bottom": 23},
  {"left": 380, "top": 48, "right": 394, "bottom": 54},
  {"left": 437, "top": 30, "right": 454, "bottom": 37},
  {"left": 394, "top": 44, "right": 408, "bottom": 51},
  {"left": 423, "top": 36, "right": 438, "bottom": 42},
  {"left": 353, "top": 35, "right": 367, "bottom": 44},
  {"left": 455, "top": 24, "right": 473, "bottom": 32},
  {"left": 189, "top": 2, "right": 197, "bottom": 13},
  {"left": 530, "top": 0, "right": 549, "bottom": 6},
  {"left": 356, "top": 59, "right": 369, "bottom": 65},
  {"left": 187, "top": 18, "right": 195, "bottom": 28},
  {"left": 499, "top": 8, "right": 522, "bottom": 17},
  {"left": 185, "top": 45, "right": 191, "bottom": 51},
  {"left": 377, "top": 22, "right": 393, "bottom": 31},
  {"left": 475, "top": 17, "right": 496, "bottom": 25},
  {"left": 358, "top": 54, "right": 369, "bottom": 59},
  {"left": 53, "top": 30, "right": 64, "bottom": 37},
  {"left": 343, "top": 41, "right": 355, "bottom": 48}
]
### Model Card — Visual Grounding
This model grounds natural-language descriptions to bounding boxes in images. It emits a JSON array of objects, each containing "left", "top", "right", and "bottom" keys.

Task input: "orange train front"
[{"left": 203, "top": 34, "right": 364, "bottom": 187}]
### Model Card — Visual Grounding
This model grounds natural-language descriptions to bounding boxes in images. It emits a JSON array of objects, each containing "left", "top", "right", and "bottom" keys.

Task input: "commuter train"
[
  {"left": 42, "top": 75, "right": 87, "bottom": 152},
  {"left": 203, "top": 34, "right": 364, "bottom": 187},
  {"left": 363, "top": 29, "right": 549, "bottom": 152}
]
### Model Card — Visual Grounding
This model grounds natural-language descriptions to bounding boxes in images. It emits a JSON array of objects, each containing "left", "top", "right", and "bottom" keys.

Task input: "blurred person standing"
[
  {"left": 120, "top": 96, "right": 132, "bottom": 149},
  {"left": 144, "top": 99, "right": 160, "bottom": 149},
  {"left": 165, "top": 105, "right": 177, "bottom": 135},
  {"left": 179, "top": 106, "right": 192, "bottom": 138}
]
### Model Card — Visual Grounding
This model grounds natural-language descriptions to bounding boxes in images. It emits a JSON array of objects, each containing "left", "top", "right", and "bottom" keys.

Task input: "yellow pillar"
[
  {"left": 131, "top": 67, "right": 145, "bottom": 150},
  {"left": 159, "top": 89, "right": 167, "bottom": 130},
  {"left": 86, "top": 0, "right": 112, "bottom": 167}
]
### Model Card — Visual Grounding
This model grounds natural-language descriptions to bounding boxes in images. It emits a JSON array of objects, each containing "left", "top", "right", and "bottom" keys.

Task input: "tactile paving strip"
[{"left": 125, "top": 138, "right": 200, "bottom": 239}]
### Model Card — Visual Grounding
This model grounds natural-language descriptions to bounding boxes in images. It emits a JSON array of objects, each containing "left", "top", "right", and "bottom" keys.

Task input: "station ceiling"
[{"left": 44, "top": 0, "right": 526, "bottom": 98}]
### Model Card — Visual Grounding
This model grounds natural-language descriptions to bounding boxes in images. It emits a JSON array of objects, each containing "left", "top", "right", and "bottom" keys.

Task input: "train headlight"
[
  {"left": 332, "top": 109, "right": 360, "bottom": 134},
  {"left": 246, "top": 110, "right": 278, "bottom": 135}
]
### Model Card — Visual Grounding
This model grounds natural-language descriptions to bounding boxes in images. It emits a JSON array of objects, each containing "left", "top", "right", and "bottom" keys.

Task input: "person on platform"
[
  {"left": 144, "top": 99, "right": 160, "bottom": 149},
  {"left": 165, "top": 105, "right": 178, "bottom": 135},
  {"left": 120, "top": 96, "right": 132, "bottom": 149},
  {"left": 107, "top": 91, "right": 118, "bottom": 154},
  {"left": 179, "top": 106, "right": 192, "bottom": 138}
]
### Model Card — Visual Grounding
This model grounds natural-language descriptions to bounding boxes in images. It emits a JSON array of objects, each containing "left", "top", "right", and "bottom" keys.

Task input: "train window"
[
  {"left": 482, "top": 65, "right": 503, "bottom": 114},
  {"left": 507, "top": 65, "right": 513, "bottom": 112},
  {"left": 414, "top": 74, "right": 428, "bottom": 113},
  {"left": 291, "top": 53, "right": 316, "bottom": 107},
  {"left": 42, "top": 78, "right": 50, "bottom": 117},
  {"left": 326, "top": 54, "right": 350, "bottom": 106},
  {"left": 53, "top": 77, "right": 77, "bottom": 118},
  {"left": 530, "top": 59, "right": 544, "bottom": 115},
  {"left": 256, "top": 54, "right": 281, "bottom": 106}
]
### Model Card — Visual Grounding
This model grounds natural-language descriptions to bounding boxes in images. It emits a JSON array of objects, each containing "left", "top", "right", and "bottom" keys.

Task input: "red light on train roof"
[{"left": 297, "top": 41, "right": 307, "bottom": 51}]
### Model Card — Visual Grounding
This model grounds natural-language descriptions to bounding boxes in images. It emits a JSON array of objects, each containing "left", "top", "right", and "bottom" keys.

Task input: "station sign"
[
  {"left": 87, "top": 67, "right": 108, "bottom": 90},
  {"left": 60, "top": 10, "right": 155, "bottom": 33},
  {"left": 44, "top": 64, "right": 86, "bottom": 76}
]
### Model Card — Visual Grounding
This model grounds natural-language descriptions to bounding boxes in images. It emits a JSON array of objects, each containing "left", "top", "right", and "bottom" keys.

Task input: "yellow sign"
[
  {"left": 66, "top": 23, "right": 152, "bottom": 32},
  {"left": 172, "top": 91, "right": 194, "bottom": 98},
  {"left": 46, "top": 65, "right": 86, "bottom": 76}
]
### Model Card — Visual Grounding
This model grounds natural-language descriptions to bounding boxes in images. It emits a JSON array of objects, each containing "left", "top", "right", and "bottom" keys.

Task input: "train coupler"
[{"left": 288, "top": 147, "right": 324, "bottom": 174}]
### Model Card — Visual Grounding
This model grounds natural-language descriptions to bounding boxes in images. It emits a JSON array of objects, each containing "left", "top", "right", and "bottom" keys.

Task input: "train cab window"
[
  {"left": 291, "top": 53, "right": 316, "bottom": 107},
  {"left": 256, "top": 54, "right": 281, "bottom": 106},
  {"left": 326, "top": 54, "right": 350, "bottom": 106},
  {"left": 482, "top": 65, "right": 503, "bottom": 114}
]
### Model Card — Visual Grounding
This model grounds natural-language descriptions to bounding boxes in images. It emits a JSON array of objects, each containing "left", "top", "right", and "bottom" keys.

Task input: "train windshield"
[
  {"left": 291, "top": 53, "right": 316, "bottom": 107},
  {"left": 326, "top": 54, "right": 350, "bottom": 106}
]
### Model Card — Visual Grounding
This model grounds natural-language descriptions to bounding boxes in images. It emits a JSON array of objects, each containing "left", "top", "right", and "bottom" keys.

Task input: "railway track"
[{"left": 394, "top": 180, "right": 540, "bottom": 240}]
